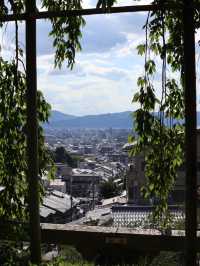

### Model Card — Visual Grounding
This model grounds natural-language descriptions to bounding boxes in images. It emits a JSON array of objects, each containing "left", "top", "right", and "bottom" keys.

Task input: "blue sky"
[{"left": 1, "top": 0, "right": 200, "bottom": 116}]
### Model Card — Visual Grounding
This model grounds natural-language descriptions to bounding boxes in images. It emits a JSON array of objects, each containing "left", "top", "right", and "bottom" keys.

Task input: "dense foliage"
[
  {"left": 1, "top": 244, "right": 182, "bottom": 266},
  {"left": 99, "top": 178, "right": 121, "bottom": 199},
  {"left": 53, "top": 146, "right": 79, "bottom": 168}
]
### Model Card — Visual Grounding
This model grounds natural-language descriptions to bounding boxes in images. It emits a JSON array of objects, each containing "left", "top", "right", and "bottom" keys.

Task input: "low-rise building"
[
  {"left": 63, "top": 169, "right": 102, "bottom": 197},
  {"left": 40, "top": 190, "right": 80, "bottom": 223}
]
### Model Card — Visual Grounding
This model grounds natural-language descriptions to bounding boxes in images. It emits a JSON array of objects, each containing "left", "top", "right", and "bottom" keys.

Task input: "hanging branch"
[
  {"left": 42, "top": 0, "right": 85, "bottom": 69},
  {"left": 9, "top": 0, "right": 20, "bottom": 95}
]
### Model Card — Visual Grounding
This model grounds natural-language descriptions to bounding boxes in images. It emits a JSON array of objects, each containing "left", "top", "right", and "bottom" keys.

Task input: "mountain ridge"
[
  {"left": 45, "top": 110, "right": 200, "bottom": 129},
  {"left": 46, "top": 110, "right": 133, "bottom": 129}
]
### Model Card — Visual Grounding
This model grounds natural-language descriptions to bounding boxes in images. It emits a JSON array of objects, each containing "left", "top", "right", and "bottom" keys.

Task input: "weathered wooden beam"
[
  {"left": 183, "top": 0, "right": 197, "bottom": 265},
  {"left": 26, "top": 0, "right": 41, "bottom": 264},
  {"left": 2, "top": 223, "right": 200, "bottom": 254},
  {"left": 40, "top": 224, "right": 185, "bottom": 252},
  {"left": 0, "top": 3, "right": 193, "bottom": 22}
]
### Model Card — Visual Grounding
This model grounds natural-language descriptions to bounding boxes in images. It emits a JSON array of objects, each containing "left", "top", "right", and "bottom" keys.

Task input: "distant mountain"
[
  {"left": 48, "top": 110, "right": 76, "bottom": 123},
  {"left": 45, "top": 110, "right": 200, "bottom": 129},
  {"left": 45, "top": 110, "right": 133, "bottom": 129}
]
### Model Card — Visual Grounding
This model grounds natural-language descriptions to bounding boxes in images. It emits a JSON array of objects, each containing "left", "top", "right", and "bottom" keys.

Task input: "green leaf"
[{"left": 137, "top": 44, "right": 146, "bottom": 55}]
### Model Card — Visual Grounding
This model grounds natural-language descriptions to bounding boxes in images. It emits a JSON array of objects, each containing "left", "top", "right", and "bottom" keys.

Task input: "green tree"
[
  {"left": 54, "top": 146, "right": 78, "bottom": 168},
  {"left": 99, "top": 179, "right": 121, "bottom": 199}
]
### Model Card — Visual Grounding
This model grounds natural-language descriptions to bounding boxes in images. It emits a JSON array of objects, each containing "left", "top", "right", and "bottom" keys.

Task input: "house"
[{"left": 40, "top": 190, "right": 80, "bottom": 223}]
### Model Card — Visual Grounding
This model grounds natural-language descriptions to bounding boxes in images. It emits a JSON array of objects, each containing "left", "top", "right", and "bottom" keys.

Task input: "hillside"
[{"left": 45, "top": 110, "right": 133, "bottom": 129}]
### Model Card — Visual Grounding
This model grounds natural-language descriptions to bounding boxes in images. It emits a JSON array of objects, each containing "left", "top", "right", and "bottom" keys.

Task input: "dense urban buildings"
[{"left": 42, "top": 125, "right": 187, "bottom": 226}]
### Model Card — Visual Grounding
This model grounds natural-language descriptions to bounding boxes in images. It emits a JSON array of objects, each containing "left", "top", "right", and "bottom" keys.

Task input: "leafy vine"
[
  {"left": 130, "top": 1, "right": 186, "bottom": 225},
  {"left": 0, "top": 58, "right": 53, "bottom": 222}
]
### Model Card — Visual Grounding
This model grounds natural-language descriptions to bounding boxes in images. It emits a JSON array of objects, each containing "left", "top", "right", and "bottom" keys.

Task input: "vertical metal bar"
[
  {"left": 183, "top": 0, "right": 197, "bottom": 265},
  {"left": 26, "top": 0, "right": 41, "bottom": 263}
]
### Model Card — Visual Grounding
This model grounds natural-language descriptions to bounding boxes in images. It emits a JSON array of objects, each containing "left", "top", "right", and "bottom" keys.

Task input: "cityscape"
[
  {"left": 42, "top": 110, "right": 132, "bottom": 226},
  {"left": 41, "top": 110, "right": 185, "bottom": 228}
]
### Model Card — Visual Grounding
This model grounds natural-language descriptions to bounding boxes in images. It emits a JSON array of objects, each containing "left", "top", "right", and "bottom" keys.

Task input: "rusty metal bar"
[
  {"left": 26, "top": 0, "right": 41, "bottom": 264},
  {"left": 183, "top": 0, "right": 197, "bottom": 265},
  {"left": 0, "top": 4, "right": 190, "bottom": 22}
]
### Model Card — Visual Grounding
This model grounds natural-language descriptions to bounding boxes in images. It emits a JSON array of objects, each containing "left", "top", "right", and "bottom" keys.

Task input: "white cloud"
[
  {"left": 39, "top": 73, "right": 136, "bottom": 115},
  {"left": 0, "top": 0, "right": 171, "bottom": 115},
  {"left": 37, "top": 45, "right": 142, "bottom": 115},
  {"left": 35, "top": 9, "right": 148, "bottom": 115}
]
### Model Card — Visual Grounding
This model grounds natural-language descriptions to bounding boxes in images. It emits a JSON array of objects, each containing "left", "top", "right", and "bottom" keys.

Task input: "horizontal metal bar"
[{"left": 0, "top": 4, "right": 190, "bottom": 22}]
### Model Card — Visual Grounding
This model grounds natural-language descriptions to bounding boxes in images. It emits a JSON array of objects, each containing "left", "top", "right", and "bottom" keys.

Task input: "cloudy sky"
[
  {"left": 1, "top": 0, "right": 200, "bottom": 116},
  {"left": 37, "top": 0, "right": 150, "bottom": 115}
]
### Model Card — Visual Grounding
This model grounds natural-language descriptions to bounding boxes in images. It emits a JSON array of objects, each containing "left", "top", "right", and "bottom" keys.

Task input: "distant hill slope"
[
  {"left": 45, "top": 110, "right": 200, "bottom": 129},
  {"left": 45, "top": 110, "right": 133, "bottom": 129},
  {"left": 48, "top": 110, "right": 76, "bottom": 123}
]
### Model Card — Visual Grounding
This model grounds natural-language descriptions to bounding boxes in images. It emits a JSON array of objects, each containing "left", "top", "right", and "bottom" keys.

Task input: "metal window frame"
[{"left": 0, "top": 1, "right": 197, "bottom": 265}]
